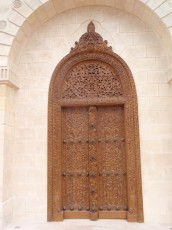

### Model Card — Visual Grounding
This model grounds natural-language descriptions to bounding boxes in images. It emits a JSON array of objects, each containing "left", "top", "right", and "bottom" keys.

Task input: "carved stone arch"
[{"left": 48, "top": 22, "right": 143, "bottom": 222}]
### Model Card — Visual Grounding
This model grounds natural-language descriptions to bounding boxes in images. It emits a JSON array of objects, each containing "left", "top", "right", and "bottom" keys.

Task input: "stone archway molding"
[{"left": 0, "top": 0, "right": 172, "bottom": 88}]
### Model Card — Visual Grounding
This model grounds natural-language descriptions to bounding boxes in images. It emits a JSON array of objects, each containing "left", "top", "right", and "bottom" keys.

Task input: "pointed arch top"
[{"left": 48, "top": 22, "right": 144, "bottom": 222}]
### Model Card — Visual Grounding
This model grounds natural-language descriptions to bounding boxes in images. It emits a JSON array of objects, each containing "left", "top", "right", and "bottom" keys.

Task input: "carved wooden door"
[
  {"left": 62, "top": 105, "right": 127, "bottom": 220},
  {"left": 48, "top": 22, "right": 144, "bottom": 222}
]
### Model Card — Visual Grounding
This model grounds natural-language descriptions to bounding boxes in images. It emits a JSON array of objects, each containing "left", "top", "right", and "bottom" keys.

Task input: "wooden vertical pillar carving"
[
  {"left": 88, "top": 106, "right": 98, "bottom": 220},
  {"left": 53, "top": 104, "right": 63, "bottom": 221}
]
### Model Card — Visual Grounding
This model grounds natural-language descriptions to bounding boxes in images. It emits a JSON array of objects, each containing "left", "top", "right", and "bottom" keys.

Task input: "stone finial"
[{"left": 87, "top": 21, "right": 95, "bottom": 33}]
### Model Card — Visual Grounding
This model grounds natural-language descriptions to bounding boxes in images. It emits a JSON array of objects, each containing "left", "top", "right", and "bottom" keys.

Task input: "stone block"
[
  {"left": 35, "top": 126, "right": 47, "bottom": 140},
  {"left": 35, "top": 77, "right": 50, "bottom": 89},
  {"left": 16, "top": 64, "right": 30, "bottom": 77},
  {"left": 142, "top": 167, "right": 164, "bottom": 181},
  {"left": 0, "top": 97, "right": 5, "bottom": 111},
  {"left": 16, "top": 128, "right": 37, "bottom": 140},
  {"left": 133, "top": 71, "right": 148, "bottom": 84},
  {"left": 137, "top": 84, "right": 158, "bottom": 96},
  {"left": 140, "top": 124, "right": 172, "bottom": 140},
  {"left": 2, "top": 185, "right": 13, "bottom": 201},
  {"left": 5, "top": 112, "right": 15, "bottom": 126},
  {"left": 20, "top": 51, "right": 39, "bottom": 64},
  {"left": 158, "top": 111, "right": 172, "bottom": 124},
  {"left": 27, "top": 115, "right": 47, "bottom": 127},
  {"left": 2, "top": 21, "right": 19, "bottom": 36},
  {"left": 124, "top": 0, "right": 136, "bottom": 13},
  {"left": 149, "top": 97, "right": 172, "bottom": 111},
  {"left": 35, "top": 5, "right": 49, "bottom": 24},
  {"left": 28, "top": 89, "right": 48, "bottom": 101},
  {"left": 138, "top": 96, "right": 150, "bottom": 111},
  {"left": 24, "top": 0, "right": 42, "bottom": 10},
  {"left": 0, "top": 32, "right": 13, "bottom": 46},
  {"left": 128, "top": 57, "right": 156, "bottom": 72},
  {"left": 15, "top": 101, "right": 48, "bottom": 117},
  {"left": 49, "top": 37, "right": 70, "bottom": 56},
  {"left": 0, "top": 56, "right": 8, "bottom": 66},
  {"left": 4, "top": 125, "right": 15, "bottom": 140},
  {"left": 38, "top": 24, "right": 62, "bottom": 38},
  {"left": 120, "top": 17, "right": 146, "bottom": 32},
  {"left": 156, "top": 57, "right": 169, "bottom": 71},
  {"left": 0, "top": 45, "right": 10, "bottom": 56},
  {"left": 8, "top": 10, "right": 25, "bottom": 27},
  {"left": 133, "top": 32, "right": 159, "bottom": 45},
  {"left": 163, "top": 168, "right": 172, "bottom": 180},
  {"left": 139, "top": 111, "right": 159, "bottom": 124},
  {"left": 148, "top": 71, "right": 168, "bottom": 83},
  {"left": 26, "top": 198, "right": 46, "bottom": 212},
  {"left": 62, "top": 23, "right": 80, "bottom": 38},
  {"left": 0, "top": 85, "right": 7, "bottom": 96},
  {"left": 0, "top": 111, "right": 5, "bottom": 125},
  {"left": 14, "top": 155, "right": 35, "bottom": 169},
  {"left": 147, "top": 0, "right": 167, "bottom": 10},
  {"left": 42, "top": 1, "right": 56, "bottom": 19},
  {"left": 121, "top": 45, "right": 146, "bottom": 60},
  {"left": 113, "top": 32, "right": 133, "bottom": 54},
  {"left": 16, "top": 89, "right": 29, "bottom": 102},
  {"left": 27, "top": 12, "right": 40, "bottom": 30},
  {"left": 141, "top": 139, "right": 172, "bottom": 153},
  {"left": 12, "top": 2, "right": 33, "bottom": 18},
  {"left": 26, "top": 169, "right": 46, "bottom": 184},
  {"left": 146, "top": 45, "right": 166, "bottom": 57},
  {"left": 38, "top": 50, "right": 61, "bottom": 65},
  {"left": 155, "top": 2, "right": 172, "bottom": 18},
  {"left": 28, "top": 63, "right": 54, "bottom": 77},
  {"left": 13, "top": 198, "right": 26, "bottom": 214},
  {"left": 25, "top": 37, "right": 50, "bottom": 51},
  {"left": 2, "top": 199, "right": 13, "bottom": 226},
  {"left": 159, "top": 84, "right": 172, "bottom": 96},
  {"left": 169, "top": 27, "right": 172, "bottom": 36},
  {"left": 13, "top": 169, "right": 26, "bottom": 184},
  {"left": 20, "top": 20, "right": 32, "bottom": 37}
]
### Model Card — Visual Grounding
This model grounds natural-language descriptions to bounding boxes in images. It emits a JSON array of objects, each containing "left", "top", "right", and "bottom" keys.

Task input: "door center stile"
[{"left": 88, "top": 106, "right": 99, "bottom": 220}]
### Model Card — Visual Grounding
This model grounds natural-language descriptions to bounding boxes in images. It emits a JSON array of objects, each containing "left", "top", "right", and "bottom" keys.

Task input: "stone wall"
[
  {"left": 12, "top": 5, "right": 172, "bottom": 224},
  {"left": 0, "top": 84, "right": 15, "bottom": 228}
]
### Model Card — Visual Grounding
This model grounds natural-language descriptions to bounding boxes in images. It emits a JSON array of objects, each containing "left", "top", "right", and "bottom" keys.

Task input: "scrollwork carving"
[{"left": 62, "top": 61, "right": 122, "bottom": 99}]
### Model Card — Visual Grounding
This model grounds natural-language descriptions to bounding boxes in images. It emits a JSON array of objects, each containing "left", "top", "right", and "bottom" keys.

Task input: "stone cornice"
[{"left": 0, "top": 66, "right": 19, "bottom": 89}]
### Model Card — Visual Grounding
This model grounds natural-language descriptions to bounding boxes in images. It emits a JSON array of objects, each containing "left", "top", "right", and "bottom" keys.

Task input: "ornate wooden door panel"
[
  {"left": 97, "top": 106, "right": 127, "bottom": 218},
  {"left": 62, "top": 107, "right": 90, "bottom": 217},
  {"left": 48, "top": 22, "right": 144, "bottom": 222},
  {"left": 62, "top": 105, "right": 127, "bottom": 219}
]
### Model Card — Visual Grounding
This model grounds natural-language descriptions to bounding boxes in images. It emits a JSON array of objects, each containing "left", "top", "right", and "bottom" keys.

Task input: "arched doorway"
[{"left": 48, "top": 22, "right": 143, "bottom": 222}]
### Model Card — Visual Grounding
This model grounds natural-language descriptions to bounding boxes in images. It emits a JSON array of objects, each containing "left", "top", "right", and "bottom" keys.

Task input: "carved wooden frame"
[{"left": 48, "top": 22, "right": 144, "bottom": 222}]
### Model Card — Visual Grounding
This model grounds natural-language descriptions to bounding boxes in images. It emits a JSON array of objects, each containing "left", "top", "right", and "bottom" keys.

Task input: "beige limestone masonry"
[
  {"left": 0, "top": 1, "right": 172, "bottom": 230},
  {"left": 0, "top": 84, "right": 15, "bottom": 229}
]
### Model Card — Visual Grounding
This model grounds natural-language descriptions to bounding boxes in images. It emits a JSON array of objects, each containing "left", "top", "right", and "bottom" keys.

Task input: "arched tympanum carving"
[{"left": 48, "top": 21, "right": 144, "bottom": 222}]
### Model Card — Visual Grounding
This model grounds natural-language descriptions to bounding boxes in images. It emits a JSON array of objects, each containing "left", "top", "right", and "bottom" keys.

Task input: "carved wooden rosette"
[{"left": 48, "top": 21, "right": 144, "bottom": 222}]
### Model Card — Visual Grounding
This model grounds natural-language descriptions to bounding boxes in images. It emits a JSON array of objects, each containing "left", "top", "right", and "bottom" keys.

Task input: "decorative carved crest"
[{"left": 70, "top": 21, "right": 113, "bottom": 54}]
